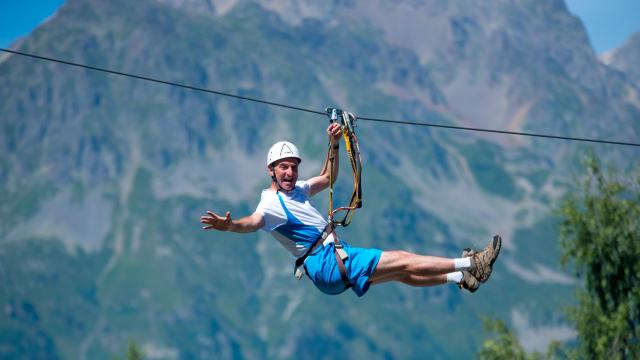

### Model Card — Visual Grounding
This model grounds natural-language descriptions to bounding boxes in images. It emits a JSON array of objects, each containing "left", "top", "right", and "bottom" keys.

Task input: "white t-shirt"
[{"left": 255, "top": 181, "right": 332, "bottom": 258}]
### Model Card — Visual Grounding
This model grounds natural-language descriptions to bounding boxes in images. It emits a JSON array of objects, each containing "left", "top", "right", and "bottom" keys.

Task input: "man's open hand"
[{"left": 200, "top": 210, "right": 232, "bottom": 231}]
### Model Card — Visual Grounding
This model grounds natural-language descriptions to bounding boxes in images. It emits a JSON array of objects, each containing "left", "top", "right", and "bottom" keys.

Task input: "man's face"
[{"left": 270, "top": 158, "right": 299, "bottom": 191}]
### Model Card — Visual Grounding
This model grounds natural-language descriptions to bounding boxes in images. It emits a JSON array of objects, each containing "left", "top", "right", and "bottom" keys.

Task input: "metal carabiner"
[
  {"left": 343, "top": 112, "right": 357, "bottom": 134},
  {"left": 326, "top": 107, "right": 342, "bottom": 124}
]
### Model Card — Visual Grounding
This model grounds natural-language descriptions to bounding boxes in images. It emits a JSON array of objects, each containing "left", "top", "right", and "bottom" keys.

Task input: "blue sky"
[
  {"left": 0, "top": 0, "right": 65, "bottom": 49},
  {"left": 565, "top": 0, "right": 640, "bottom": 53},
  {"left": 0, "top": 0, "right": 639, "bottom": 53}
]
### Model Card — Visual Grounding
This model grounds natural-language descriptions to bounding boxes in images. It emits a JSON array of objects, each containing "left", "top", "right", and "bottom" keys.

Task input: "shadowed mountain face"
[{"left": 1, "top": 0, "right": 638, "bottom": 358}]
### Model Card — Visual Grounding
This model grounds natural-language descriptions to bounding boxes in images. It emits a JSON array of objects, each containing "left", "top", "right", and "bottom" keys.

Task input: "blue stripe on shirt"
[{"left": 274, "top": 193, "right": 322, "bottom": 247}]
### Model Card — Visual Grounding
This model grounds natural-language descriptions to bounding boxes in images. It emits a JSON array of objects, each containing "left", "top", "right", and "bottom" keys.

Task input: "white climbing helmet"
[{"left": 267, "top": 141, "right": 301, "bottom": 166}]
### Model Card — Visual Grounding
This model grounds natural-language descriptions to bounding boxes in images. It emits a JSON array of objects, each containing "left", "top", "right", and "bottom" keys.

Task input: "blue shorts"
[{"left": 303, "top": 240, "right": 381, "bottom": 297}]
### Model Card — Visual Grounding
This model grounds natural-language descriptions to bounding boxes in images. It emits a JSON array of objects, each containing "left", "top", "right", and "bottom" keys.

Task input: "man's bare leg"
[
  {"left": 369, "top": 235, "right": 503, "bottom": 291},
  {"left": 369, "top": 250, "right": 459, "bottom": 285},
  {"left": 372, "top": 272, "right": 447, "bottom": 287}
]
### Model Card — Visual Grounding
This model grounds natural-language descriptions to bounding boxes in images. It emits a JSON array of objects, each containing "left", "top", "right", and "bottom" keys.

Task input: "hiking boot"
[
  {"left": 461, "top": 248, "right": 475, "bottom": 258},
  {"left": 458, "top": 248, "right": 479, "bottom": 292},
  {"left": 467, "top": 235, "right": 502, "bottom": 283},
  {"left": 458, "top": 270, "right": 480, "bottom": 293}
]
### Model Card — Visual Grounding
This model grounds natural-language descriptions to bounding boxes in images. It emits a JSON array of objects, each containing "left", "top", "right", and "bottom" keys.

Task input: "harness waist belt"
[
  {"left": 294, "top": 223, "right": 334, "bottom": 280},
  {"left": 293, "top": 226, "right": 353, "bottom": 289}
]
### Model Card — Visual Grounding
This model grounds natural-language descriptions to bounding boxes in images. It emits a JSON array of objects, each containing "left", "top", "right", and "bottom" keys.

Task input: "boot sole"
[{"left": 489, "top": 235, "right": 502, "bottom": 267}]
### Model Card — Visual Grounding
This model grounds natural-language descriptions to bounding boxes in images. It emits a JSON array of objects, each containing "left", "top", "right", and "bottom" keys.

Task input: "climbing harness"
[
  {"left": 293, "top": 222, "right": 335, "bottom": 280},
  {"left": 325, "top": 107, "right": 364, "bottom": 289},
  {"left": 293, "top": 107, "right": 364, "bottom": 290}
]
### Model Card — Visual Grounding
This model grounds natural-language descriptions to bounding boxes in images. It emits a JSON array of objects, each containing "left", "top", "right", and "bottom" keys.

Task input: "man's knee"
[
  {"left": 387, "top": 250, "right": 413, "bottom": 260},
  {"left": 384, "top": 250, "right": 416, "bottom": 271}
]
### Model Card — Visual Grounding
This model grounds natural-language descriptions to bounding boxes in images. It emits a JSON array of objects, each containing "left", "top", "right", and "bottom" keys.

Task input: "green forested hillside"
[{"left": 1, "top": 0, "right": 638, "bottom": 358}]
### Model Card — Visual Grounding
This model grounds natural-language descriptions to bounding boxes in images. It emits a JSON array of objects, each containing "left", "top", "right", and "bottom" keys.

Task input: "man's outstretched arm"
[{"left": 200, "top": 210, "right": 264, "bottom": 233}]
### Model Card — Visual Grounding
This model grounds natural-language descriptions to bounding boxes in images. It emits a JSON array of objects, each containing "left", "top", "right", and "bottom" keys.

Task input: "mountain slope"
[{"left": 1, "top": 0, "right": 638, "bottom": 358}]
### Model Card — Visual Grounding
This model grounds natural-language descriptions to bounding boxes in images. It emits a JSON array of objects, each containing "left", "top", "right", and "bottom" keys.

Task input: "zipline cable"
[
  {"left": 2, "top": 47, "right": 639, "bottom": 148},
  {"left": 0, "top": 48, "right": 324, "bottom": 116},
  {"left": 357, "top": 116, "right": 640, "bottom": 147}
]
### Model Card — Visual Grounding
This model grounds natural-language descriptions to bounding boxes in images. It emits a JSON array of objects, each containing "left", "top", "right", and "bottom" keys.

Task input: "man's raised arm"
[
  {"left": 308, "top": 123, "right": 343, "bottom": 196},
  {"left": 200, "top": 210, "right": 264, "bottom": 233}
]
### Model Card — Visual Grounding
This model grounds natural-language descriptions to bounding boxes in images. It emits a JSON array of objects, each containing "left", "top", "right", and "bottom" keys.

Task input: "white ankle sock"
[
  {"left": 446, "top": 271, "right": 464, "bottom": 283},
  {"left": 454, "top": 257, "right": 471, "bottom": 270}
]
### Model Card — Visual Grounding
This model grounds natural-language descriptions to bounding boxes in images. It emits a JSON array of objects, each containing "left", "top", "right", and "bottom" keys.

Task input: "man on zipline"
[{"left": 201, "top": 123, "right": 501, "bottom": 296}]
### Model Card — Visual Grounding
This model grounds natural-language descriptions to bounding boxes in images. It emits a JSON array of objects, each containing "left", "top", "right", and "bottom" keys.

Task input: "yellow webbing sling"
[
  {"left": 325, "top": 108, "right": 363, "bottom": 287},
  {"left": 326, "top": 107, "right": 363, "bottom": 227}
]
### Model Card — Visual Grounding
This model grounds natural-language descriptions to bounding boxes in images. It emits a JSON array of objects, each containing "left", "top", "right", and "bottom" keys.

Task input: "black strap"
[
  {"left": 334, "top": 242, "right": 353, "bottom": 288},
  {"left": 294, "top": 223, "right": 334, "bottom": 274},
  {"left": 294, "top": 223, "right": 352, "bottom": 290}
]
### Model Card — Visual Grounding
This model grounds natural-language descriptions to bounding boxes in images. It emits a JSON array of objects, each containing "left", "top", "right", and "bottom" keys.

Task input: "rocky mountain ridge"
[
  {"left": 609, "top": 32, "right": 640, "bottom": 88},
  {"left": 1, "top": 0, "right": 638, "bottom": 358}
]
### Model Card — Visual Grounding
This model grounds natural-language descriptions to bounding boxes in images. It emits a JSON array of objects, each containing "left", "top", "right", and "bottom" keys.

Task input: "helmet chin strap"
[{"left": 270, "top": 168, "right": 287, "bottom": 193}]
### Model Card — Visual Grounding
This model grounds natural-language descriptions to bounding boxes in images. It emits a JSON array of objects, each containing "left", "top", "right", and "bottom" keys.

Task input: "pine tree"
[
  {"left": 478, "top": 157, "right": 640, "bottom": 359},
  {"left": 559, "top": 157, "right": 640, "bottom": 359}
]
